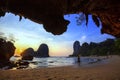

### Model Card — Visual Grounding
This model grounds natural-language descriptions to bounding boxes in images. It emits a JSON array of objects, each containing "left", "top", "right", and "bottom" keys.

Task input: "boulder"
[
  {"left": 21, "top": 48, "right": 34, "bottom": 60},
  {"left": 0, "top": 38, "right": 16, "bottom": 68},
  {"left": 36, "top": 43, "right": 49, "bottom": 57}
]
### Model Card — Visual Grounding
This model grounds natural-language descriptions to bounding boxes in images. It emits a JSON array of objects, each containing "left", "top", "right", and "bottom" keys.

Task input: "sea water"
[
  {"left": 27, "top": 57, "right": 104, "bottom": 69},
  {"left": 10, "top": 56, "right": 108, "bottom": 69}
]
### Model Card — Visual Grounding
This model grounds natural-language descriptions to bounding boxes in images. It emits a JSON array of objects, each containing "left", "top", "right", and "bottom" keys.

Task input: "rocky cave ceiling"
[{"left": 0, "top": 0, "right": 120, "bottom": 37}]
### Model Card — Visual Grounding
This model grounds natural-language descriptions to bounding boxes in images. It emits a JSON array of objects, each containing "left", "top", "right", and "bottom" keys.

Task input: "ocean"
[
  {"left": 27, "top": 57, "right": 106, "bottom": 69},
  {"left": 10, "top": 56, "right": 108, "bottom": 69}
]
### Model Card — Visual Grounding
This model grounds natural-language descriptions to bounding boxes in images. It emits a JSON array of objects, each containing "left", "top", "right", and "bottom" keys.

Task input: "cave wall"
[{"left": 0, "top": 0, "right": 120, "bottom": 37}]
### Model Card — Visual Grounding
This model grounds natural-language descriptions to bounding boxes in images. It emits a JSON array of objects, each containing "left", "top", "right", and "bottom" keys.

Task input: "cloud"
[
  {"left": 48, "top": 38, "right": 54, "bottom": 41},
  {"left": 0, "top": 32, "right": 5, "bottom": 35},
  {"left": 7, "top": 33, "right": 16, "bottom": 42},
  {"left": 0, "top": 36, "right": 7, "bottom": 40},
  {"left": 81, "top": 35, "right": 86, "bottom": 40},
  {"left": 79, "top": 35, "right": 87, "bottom": 44},
  {"left": 0, "top": 32, "right": 17, "bottom": 42},
  {"left": 0, "top": 32, "right": 7, "bottom": 40}
]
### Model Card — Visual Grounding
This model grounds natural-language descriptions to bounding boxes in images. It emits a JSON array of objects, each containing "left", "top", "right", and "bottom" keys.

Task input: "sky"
[{"left": 0, "top": 13, "right": 115, "bottom": 56}]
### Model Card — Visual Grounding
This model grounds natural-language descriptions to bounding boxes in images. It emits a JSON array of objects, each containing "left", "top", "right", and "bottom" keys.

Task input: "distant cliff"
[
  {"left": 69, "top": 41, "right": 80, "bottom": 57},
  {"left": 69, "top": 39, "right": 120, "bottom": 57}
]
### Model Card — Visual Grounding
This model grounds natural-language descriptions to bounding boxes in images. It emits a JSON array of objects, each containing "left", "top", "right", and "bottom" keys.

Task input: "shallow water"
[
  {"left": 27, "top": 57, "right": 106, "bottom": 69},
  {"left": 10, "top": 56, "right": 108, "bottom": 70}
]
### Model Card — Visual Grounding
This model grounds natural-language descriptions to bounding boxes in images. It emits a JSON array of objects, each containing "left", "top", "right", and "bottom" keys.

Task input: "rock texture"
[
  {"left": 21, "top": 48, "right": 34, "bottom": 60},
  {"left": 0, "top": 38, "right": 16, "bottom": 68},
  {"left": 0, "top": 0, "right": 120, "bottom": 37},
  {"left": 73, "top": 41, "right": 81, "bottom": 56},
  {"left": 36, "top": 44, "right": 49, "bottom": 57}
]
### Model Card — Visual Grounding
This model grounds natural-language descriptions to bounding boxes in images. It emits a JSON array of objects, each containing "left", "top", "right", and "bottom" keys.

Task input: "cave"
[{"left": 0, "top": 0, "right": 120, "bottom": 37}]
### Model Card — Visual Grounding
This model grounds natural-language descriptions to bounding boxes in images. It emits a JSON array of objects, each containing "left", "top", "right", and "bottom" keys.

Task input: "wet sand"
[{"left": 0, "top": 55, "right": 120, "bottom": 80}]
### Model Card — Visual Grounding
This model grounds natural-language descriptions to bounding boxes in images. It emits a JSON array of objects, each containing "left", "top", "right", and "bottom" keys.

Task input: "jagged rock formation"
[
  {"left": 20, "top": 44, "right": 49, "bottom": 58},
  {"left": 0, "top": 0, "right": 120, "bottom": 37},
  {"left": 73, "top": 41, "right": 81, "bottom": 56},
  {"left": 78, "top": 39, "right": 119, "bottom": 56},
  {"left": 21, "top": 48, "right": 34, "bottom": 60},
  {"left": 0, "top": 38, "right": 16, "bottom": 68},
  {"left": 69, "top": 41, "right": 80, "bottom": 57},
  {"left": 36, "top": 43, "right": 49, "bottom": 57}
]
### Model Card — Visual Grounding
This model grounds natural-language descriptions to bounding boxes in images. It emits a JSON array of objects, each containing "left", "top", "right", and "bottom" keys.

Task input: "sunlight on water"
[
  {"left": 28, "top": 57, "right": 105, "bottom": 68},
  {"left": 10, "top": 56, "right": 108, "bottom": 69}
]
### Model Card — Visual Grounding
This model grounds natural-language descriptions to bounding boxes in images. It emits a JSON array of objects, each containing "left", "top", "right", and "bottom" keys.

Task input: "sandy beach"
[{"left": 0, "top": 55, "right": 120, "bottom": 80}]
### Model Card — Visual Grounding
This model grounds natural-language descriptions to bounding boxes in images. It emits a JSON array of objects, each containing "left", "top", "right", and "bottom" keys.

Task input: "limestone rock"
[
  {"left": 36, "top": 43, "right": 49, "bottom": 57},
  {"left": 0, "top": 0, "right": 120, "bottom": 37},
  {"left": 21, "top": 48, "right": 34, "bottom": 60},
  {"left": 73, "top": 41, "right": 80, "bottom": 56},
  {"left": 0, "top": 38, "right": 16, "bottom": 68}
]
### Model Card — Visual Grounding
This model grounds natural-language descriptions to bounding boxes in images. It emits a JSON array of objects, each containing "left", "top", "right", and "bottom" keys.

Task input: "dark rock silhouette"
[
  {"left": 69, "top": 41, "right": 81, "bottom": 62},
  {"left": 0, "top": 0, "right": 120, "bottom": 37},
  {"left": 78, "top": 39, "right": 119, "bottom": 56},
  {"left": 20, "top": 44, "right": 50, "bottom": 59},
  {"left": 36, "top": 44, "right": 49, "bottom": 57},
  {"left": 0, "top": 38, "right": 16, "bottom": 68},
  {"left": 15, "top": 60, "right": 29, "bottom": 69},
  {"left": 21, "top": 48, "right": 34, "bottom": 60},
  {"left": 73, "top": 41, "right": 80, "bottom": 56},
  {"left": 69, "top": 41, "right": 80, "bottom": 57}
]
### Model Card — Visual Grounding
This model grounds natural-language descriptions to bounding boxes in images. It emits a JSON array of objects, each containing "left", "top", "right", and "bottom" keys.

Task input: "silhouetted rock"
[
  {"left": 73, "top": 41, "right": 80, "bottom": 55},
  {"left": 21, "top": 48, "right": 34, "bottom": 60},
  {"left": 36, "top": 43, "right": 49, "bottom": 57},
  {"left": 15, "top": 60, "right": 29, "bottom": 69},
  {"left": 0, "top": 0, "right": 120, "bottom": 37},
  {"left": 0, "top": 38, "right": 16, "bottom": 68},
  {"left": 69, "top": 41, "right": 80, "bottom": 57}
]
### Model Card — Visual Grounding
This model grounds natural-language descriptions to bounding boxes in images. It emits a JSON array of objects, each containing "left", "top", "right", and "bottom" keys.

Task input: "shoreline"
[{"left": 0, "top": 55, "right": 120, "bottom": 80}]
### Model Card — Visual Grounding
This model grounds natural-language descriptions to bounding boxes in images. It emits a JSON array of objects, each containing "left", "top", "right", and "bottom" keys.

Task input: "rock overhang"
[{"left": 0, "top": 0, "right": 120, "bottom": 37}]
